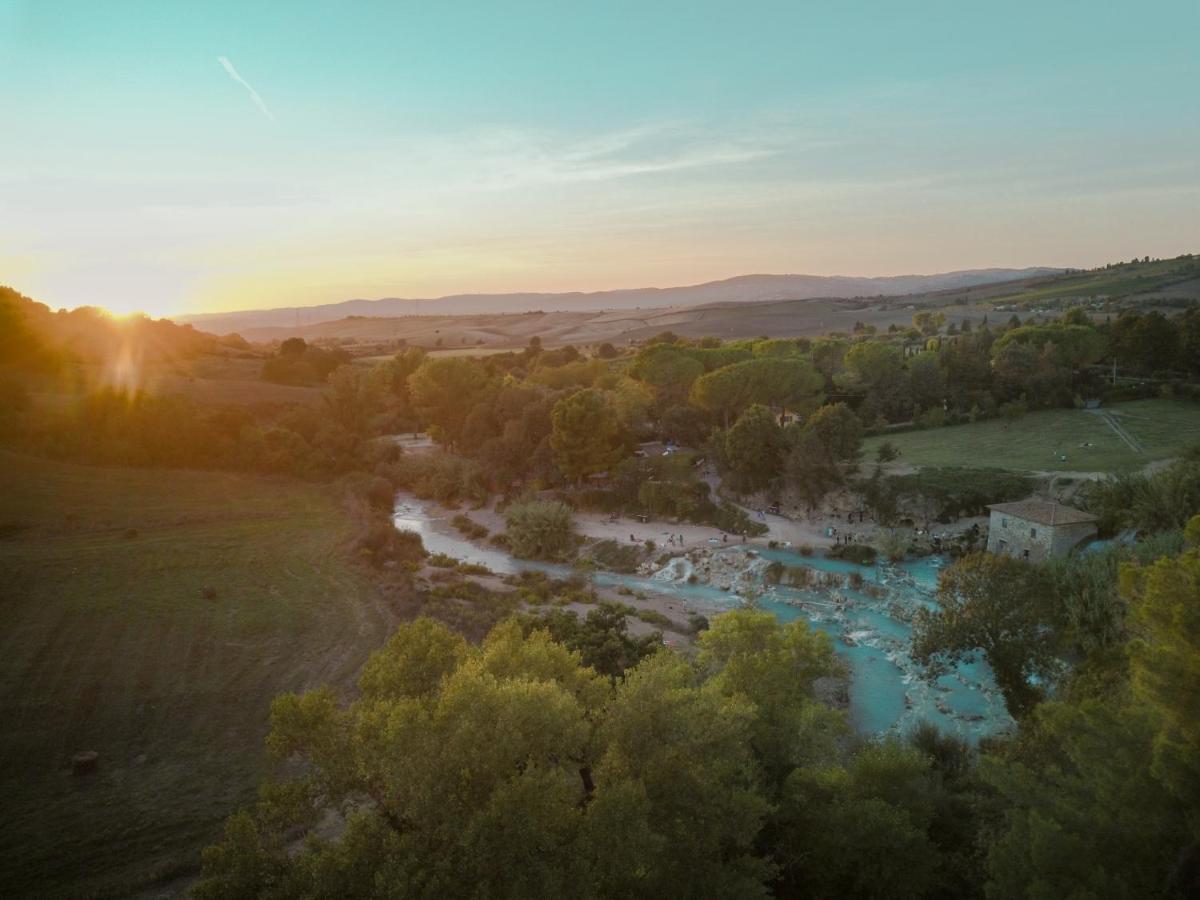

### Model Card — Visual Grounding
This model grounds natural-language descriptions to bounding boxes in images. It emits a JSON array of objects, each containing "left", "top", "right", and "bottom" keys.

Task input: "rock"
[{"left": 72, "top": 751, "right": 99, "bottom": 776}]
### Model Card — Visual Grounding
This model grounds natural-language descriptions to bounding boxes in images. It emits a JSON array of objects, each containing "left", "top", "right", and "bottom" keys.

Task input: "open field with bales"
[
  {"left": 0, "top": 454, "right": 396, "bottom": 898},
  {"left": 863, "top": 399, "right": 1200, "bottom": 474}
]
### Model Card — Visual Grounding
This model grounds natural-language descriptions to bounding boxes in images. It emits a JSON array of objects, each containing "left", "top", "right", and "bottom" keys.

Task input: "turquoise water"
[
  {"left": 751, "top": 549, "right": 1010, "bottom": 739},
  {"left": 394, "top": 496, "right": 1013, "bottom": 742}
]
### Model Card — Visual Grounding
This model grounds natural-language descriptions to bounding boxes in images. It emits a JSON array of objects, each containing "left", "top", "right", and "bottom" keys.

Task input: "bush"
[
  {"left": 635, "top": 608, "right": 673, "bottom": 629},
  {"left": 882, "top": 467, "right": 1033, "bottom": 521},
  {"left": 829, "top": 543, "right": 878, "bottom": 566},
  {"left": 451, "top": 513, "right": 489, "bottom": 540},
  {"left": 586, "top": 539, "right": 642, "bottom": 574},
  {"left": 504, "top": 497, "right": 576, "bottom": 561},
  {"left": 354, "top": 522, "right": 426, "bottom": 568}
]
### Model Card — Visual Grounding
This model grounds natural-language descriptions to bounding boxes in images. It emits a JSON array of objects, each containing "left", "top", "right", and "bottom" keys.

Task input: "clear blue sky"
[{"left": 2, "top": 0, "right": 1197, "bottom": 315}]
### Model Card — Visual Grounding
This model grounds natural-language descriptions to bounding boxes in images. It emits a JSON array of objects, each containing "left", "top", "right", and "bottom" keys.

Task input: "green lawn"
[
  {"left": 0, "top": 453, "right": 397, "bottom": 898},
  {"left": 863, "top": 400, "right": 1200, "bottom": 473}
]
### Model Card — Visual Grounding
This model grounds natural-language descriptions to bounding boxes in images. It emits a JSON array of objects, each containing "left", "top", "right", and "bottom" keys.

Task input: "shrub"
[
  {"left": 354, "top": 522, "right": 426, "bottom": 568},
  {"left": 585, "top": 539, "right": 641, "bottom": 574},
  {"left": 635, "top": 608, "right": 673, "bottom": 629},
  {"left": 504, "top": 497, "right": 576, "bottom": 561},
  {"left": 451, "top": 513, "right": 489, "bottom": 540},
  {"left": 881, "top": 467, "right": 1033, "bottom": 521},
  {"left": 829, "top": 543, "right": 878, "bottom": 566}
]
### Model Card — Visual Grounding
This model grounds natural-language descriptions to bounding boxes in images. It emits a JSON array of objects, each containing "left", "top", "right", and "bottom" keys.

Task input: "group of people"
[{"left": 830, "top": 527, "right": 860, "bottom": 546}]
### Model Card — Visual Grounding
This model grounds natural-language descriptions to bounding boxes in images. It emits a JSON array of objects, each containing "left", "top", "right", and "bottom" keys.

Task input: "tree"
[
  {"left": 773, "top": 741, "right": 943, "bottom": 899},
  {"left": 913, "top": 553, "right": 1060, "bottom": 718},
  {"left": 690, "top": 363, "right": 754, "bottom": 427},
  {"left": 1123, "top": 517, "right": 1200, "bottom": 800},
  {"left": 719, "top": 404, "right": 786, "bottom": 493},
  {"left": 595, "top": 342, "right": 618, "bottom": 359},
  {"left": 844, "top": 342, "right": 904, "bottom": 388},
  {"left": 279, "top": 336, "right": 307, "bottom": 357},
  {"left": 408, "top": 356, "right": 491, "bottom": 447},
  {"left": 504, "top": 497, "right": 576, "bottom": 560},
  {"left": 629, "top": 345, "right": 704, "bottom": 401},
  {"left": 785, "top": 430, "right": 844, "bottom": 508},
  {"left": 550, "top": 388, "right": 622, "bottom": 482},
  {"left": 523, "top": 604, "right": 661, "bottom": 679},
  {"left": 697, "top": 610, "right": 841, "bottom": 781},
  {"left": 803, "top": 403, "right": 863, "bottom": 462},
  {"left": 908, "top": 354, "right": 947, "bottom": 415},
  {"left": 196, "top": 618, "right": 776, "bottom": 899},
  {"left": 691, "top": 358, "right": 823, "bottom": 426}
]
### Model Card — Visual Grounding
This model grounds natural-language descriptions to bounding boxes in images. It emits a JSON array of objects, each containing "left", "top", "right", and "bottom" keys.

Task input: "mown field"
[
  {"left": 863, "top": 399, "right": 1200, "bottom": 473},
  {"left": 0, "top": 453, "right": 397, "bottom": 897}
]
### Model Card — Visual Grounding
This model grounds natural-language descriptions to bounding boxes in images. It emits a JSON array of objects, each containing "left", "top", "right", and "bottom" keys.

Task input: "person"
[{"left": 630, "top": 533, "right": 635, "bottom": 542}]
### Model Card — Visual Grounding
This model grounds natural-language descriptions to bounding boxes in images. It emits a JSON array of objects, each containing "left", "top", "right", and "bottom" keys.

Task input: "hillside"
[
  {"left": 178, "top": 268, "right": 1064, "bottom": 334},
  {"left": 0, "top": 453, "right": 397, "bottom": 897},
  {"left": 213, "top": 257, "right": 1198, "bottom": 351}
]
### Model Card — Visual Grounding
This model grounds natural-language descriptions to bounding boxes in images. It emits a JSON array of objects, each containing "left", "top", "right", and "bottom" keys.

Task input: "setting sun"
[{"left": 2, "top": 0, "right": 1198, "bottom": 896}]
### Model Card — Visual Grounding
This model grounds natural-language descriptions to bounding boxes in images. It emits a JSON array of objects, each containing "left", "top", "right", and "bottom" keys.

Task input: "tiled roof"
[{"left": 987, "top": 500, "right": 1097, "bottom": 526}]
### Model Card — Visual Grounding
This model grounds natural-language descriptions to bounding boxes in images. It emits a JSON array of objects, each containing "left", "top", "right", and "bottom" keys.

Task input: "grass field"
[
  {"left": 0, "top": 454, "right": 398, "bottom": 897},
  {"left": 863, "top": 399, "right": 1200, "bottom": 473},
  {"left": 987, "top": 257, "right": 1200, "bottom": 306}
]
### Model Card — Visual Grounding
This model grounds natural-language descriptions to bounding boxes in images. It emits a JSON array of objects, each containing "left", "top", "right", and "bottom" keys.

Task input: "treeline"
[
  {"left": 196, "top": 507, "right": 1200, "bottom": 898},
  {"left": 0, "top": 284, "right": 237, "bottom": 375},
  {"left": 8, "top": 281, "right": 1200, "bottom": 516}
]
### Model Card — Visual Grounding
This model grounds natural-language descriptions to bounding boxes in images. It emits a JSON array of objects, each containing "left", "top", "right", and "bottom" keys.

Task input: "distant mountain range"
[{"left": 179, "top": 268, "right": 1064, "bottom": 335}]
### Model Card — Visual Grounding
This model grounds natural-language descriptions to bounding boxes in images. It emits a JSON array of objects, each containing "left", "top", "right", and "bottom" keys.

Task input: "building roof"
[{"left": 987, "top": 500, "right": 1097, "bottom": 527}]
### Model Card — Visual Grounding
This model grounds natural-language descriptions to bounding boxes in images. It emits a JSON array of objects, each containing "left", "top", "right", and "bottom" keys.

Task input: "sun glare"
[{"left": 100, "top": 301, "right": 180, "bottom": 322}]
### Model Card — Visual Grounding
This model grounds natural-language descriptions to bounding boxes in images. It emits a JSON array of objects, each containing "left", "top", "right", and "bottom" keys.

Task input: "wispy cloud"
[
  {"left": 217, "top": 56, "right": 274, "bottom": 121},
  {"left": 387, "top": 122, "right": 783, "bottom": 193}
]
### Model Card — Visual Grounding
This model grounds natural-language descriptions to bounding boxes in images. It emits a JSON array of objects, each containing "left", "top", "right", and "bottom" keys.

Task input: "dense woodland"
[{"left": 2, "top": 283, "right": 1200, "bottom": 896}]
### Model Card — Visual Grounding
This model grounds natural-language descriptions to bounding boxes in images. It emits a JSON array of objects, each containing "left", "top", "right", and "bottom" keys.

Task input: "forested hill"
[{"left": 0, "top": 285, "right": 233, "bottom": 377}]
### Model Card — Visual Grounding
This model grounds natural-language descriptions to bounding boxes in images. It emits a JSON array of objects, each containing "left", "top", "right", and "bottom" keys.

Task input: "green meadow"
[
  {"left": 0, "top": 453, "right": 396, "bottom": 897},
  {"left": 863, "top": 399, "right": 1200, "bottom": 473}
]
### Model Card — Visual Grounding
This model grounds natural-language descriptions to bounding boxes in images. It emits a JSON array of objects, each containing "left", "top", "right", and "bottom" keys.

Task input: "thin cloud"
[{"left": 217, "top": 56, "right": 274, "bottom": 121}]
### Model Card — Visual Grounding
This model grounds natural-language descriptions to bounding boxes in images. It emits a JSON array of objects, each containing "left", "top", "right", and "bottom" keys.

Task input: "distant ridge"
[{"left": 179, "top": 268, "right": 1063, "bottom": 335}]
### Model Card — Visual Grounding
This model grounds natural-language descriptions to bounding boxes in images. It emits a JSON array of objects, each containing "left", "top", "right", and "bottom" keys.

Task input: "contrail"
[{"left": 217, "top": 56, "right": 274, "bottom": 121}]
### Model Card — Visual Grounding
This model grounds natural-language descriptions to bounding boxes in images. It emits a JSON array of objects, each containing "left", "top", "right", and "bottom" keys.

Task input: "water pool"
[{"left": 394, "top": 495, "right": 1013, "bottom": 742}]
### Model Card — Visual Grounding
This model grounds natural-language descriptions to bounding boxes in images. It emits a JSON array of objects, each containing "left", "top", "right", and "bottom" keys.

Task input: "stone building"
[{"left": 986, "top": 500, "right": 1098, "bottom": 562}]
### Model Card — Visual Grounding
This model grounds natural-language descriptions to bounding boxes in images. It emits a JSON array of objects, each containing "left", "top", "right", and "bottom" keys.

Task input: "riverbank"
[{"left": 394, "top": 491, "right": 1012, "bottom": 743}]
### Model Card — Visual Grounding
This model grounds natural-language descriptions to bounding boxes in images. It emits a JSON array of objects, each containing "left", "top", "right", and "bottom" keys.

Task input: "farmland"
[
  {"left": 0, "top": 454, "right": 396, "bottom": 897},
  {"left": 862, "top": 399, "right": 1200, "bottom": 473}
]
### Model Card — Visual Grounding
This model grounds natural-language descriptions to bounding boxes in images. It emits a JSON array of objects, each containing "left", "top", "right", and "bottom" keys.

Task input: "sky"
[{"left": 2, "top": 1, "right": 1198, "bottom": 317}]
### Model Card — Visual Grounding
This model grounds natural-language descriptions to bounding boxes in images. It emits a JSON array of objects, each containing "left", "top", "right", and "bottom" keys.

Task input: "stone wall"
[{"left": 986, "top": 511, "right": 1096, "bottom": 562}]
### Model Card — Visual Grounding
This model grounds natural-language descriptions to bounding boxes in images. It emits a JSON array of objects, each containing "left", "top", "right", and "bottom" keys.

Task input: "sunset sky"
[{"left": 3, "top": 0, "right": 1198, "bottom": 317}]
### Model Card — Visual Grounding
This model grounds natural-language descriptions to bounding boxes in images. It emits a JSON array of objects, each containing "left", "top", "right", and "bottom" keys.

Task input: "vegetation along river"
[{"left": 394, "top": 494, "right": 1013, "bottom": 743}]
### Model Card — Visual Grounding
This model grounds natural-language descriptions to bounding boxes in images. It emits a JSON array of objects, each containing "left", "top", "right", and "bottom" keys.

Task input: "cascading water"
[{"left": 394, "top": 494, "right": 1014, "bottom": 742}]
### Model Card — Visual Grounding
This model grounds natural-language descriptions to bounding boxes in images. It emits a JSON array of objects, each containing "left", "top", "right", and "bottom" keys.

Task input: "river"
[{"left": 394, "top": 495, "right": 1013, "bottom": 742}]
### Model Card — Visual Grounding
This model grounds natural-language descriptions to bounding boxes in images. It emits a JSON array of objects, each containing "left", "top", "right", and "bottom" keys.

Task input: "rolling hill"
[{"left": 178, "top": 268, "right": 1064, "bottom": 335}]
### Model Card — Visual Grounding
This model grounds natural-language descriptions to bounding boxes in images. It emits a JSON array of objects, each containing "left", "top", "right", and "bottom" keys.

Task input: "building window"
[
  {"left": 1001, "top": 518, "right": 1008, "bottom": 527},
  {"left": 999, "top": 539, "right": 1008, "bottom": 552},
  {"left": 1023, "top": 549, "right": 1030, "bottom": 559},
  {"left": 1030, "top": 528, "right": 1037, "bottom": 539}
]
